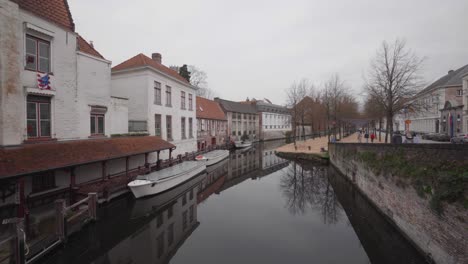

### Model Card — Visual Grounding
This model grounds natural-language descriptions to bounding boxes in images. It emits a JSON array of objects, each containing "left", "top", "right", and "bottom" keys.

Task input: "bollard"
[
  {"left": 16, "top": 219, "right": 25, "bottom": 264},
  {"left": 55, "top": 199, "right": 66, "bottom": 242},
  {"left": 88, "top": 193, "right": 98, "bottom": 221},
  {"left": 308, "top": 146, "right": 311, "bottom": 151}
]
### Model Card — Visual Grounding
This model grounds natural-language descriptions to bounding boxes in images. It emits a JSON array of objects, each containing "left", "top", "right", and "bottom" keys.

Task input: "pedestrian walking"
[
  {"left": 357, "top": 131, "right": 362, "bottom": 143},
  {"left": 370, "top": 132, "right": 375, "bottom": 143},
  {"left": 364, "top": 131, "right": 369, "bottom": 143}
]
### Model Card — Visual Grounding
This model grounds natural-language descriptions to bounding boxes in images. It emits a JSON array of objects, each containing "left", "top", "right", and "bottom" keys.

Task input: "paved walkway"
[{"left": 276, "top": 133, "right": 384, "bottom": 154}]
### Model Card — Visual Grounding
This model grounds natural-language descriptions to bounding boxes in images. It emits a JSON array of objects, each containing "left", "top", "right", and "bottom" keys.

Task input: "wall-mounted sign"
[{"left": 37, "top": 72, "right": 51, "bottom": 90}]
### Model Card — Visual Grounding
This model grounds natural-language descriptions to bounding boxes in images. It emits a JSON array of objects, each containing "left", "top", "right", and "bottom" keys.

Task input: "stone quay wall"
[{"left": 329, "top": 143, "right": 468, "bottom": 264}]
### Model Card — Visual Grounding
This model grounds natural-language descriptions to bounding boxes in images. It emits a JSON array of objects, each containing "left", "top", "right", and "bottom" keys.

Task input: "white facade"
[
  {"left": 394, "top": 89, "right": 444, "bottom": 133},
  {"left": 112, "top": 59, "right": 197, "bottom": 160},
  {"left": 0, "top": 0, "right": 127, "bottom": 146},
  {"left": 463, "top": 75, "right": 468, "bottom": 134},
  {"left": 261, "top": 112, "right": 291, "bottom": 131},
  {"left": 0, "top": 0, "right": 132, "bottom": 211}
]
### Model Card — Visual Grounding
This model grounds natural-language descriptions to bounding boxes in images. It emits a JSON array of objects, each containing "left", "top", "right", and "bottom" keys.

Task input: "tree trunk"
[{"left": 378, "top": 118, "right": 382, "bottom": 142}]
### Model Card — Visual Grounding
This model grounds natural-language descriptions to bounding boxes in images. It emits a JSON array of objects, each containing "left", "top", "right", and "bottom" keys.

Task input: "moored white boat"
[
  {"left": 195, "top": 150, "right": 230, "bottom": 166},
  {"left": 234, "top": 141, "right": 252, "bottom": 148},
  {"left": 128, "top": 161, "right": 206, "bottom": 199}
]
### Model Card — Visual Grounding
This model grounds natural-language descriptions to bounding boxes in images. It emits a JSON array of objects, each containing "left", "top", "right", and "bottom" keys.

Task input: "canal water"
[{"left": 38, "top": 141, "right": 427, "bottom": 264}]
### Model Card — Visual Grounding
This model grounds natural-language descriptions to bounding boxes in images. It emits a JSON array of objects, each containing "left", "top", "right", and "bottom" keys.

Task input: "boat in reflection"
[{"left": 38, "top": 140, "right": 291, "bottom": 264}]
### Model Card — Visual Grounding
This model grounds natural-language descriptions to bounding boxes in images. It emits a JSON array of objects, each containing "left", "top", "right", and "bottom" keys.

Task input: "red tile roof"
[
  {"left": 17, "top": 0, "right": 75, "bottom": 31},
  {"left": 196, "top": 96, "right": 227, "bottom": 120},
  {"left": 77, "top": 34, "right": 105, "bottom": 59},
  {"left": 0, "top": 136, "right": 175, "bottom": 179},
  {"left": 112, "top": 53, "right": 190, "bottom": 85}
]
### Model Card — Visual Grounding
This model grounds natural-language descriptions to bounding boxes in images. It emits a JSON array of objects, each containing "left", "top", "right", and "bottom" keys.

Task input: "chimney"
[
  {"left": 448, "top": 70, "right": 454, "bottom": 74},
  {"left": 152, "top": 53, "right": 162, "bottom": 64},
  {"left": 89, "top": 41, "right": 94, "bottom": 48}
]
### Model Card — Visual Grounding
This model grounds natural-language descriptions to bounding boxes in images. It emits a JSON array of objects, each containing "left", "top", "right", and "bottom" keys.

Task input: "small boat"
[
  {"left": 128, "top": 161, "right": 206, "bottom": 199},
  {"left": 195, "top": 150, "right": 230, "bottom": 166},
  {"left": 234, "top": 140, "right": 252, "bottom": 148}
]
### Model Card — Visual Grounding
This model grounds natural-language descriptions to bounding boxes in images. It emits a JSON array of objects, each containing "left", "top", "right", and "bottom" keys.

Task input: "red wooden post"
[
  {"left": 125, "top": 157, "right": 129, "bottom": 176},
  {"left": 70, "top": 167, "right": 76, "bottom": 204},
  {"left": 17, "top": 178, "right": 25, "bottom": 218},
  {"left": 70, "top": 167, "right": 76, "bottom": 187},
  {"left": 102, "top": 161, "right": 107, "bottom": 180}
]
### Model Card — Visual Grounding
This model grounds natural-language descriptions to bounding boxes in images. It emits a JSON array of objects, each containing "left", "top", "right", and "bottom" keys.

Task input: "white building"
[
  {"left": 255, "top": 100, "right": 291, "bottom": 141},
  {"left": 0, "top": 0, "right": 178, "bottom": 237},
  {"left": 111, "top": 53, "right": 198, "bottom": 159},
  {"left": 0, "top": 0, "right": 128, "bottom": 146},
  {"left": 394, "top": 65, "right": 468, "bottom": 135},
  {"left": 463, "top": 73, "right": 468, "bottom": 134}
]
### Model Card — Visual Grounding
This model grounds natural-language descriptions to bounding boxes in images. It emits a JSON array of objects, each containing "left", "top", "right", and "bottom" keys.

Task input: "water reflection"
[
  {"left": 38, "top": 141, "right": 426, "bottom": 264},
  {"left": 280, "top": 162, "right": 341, "bottom": 225}
]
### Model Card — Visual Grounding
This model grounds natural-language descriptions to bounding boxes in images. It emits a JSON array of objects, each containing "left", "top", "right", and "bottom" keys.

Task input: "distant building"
[
  {"left": 241, "top": 99, "right": 292, "bottom": 141},
  {"left": 196, "top": 96, "right": 228, "bottom": 150},
  {"left": 215, "top": 98, "right": 259, "bottom": 142},
  {"left": 463, "top": 73, "right": 468, "bottom": 134},
  {"left": 111, "top": 53, "right": 198, "bottom": 158},
  {"left": 395, "top": 65, "right": 468, "bottom": 136}
]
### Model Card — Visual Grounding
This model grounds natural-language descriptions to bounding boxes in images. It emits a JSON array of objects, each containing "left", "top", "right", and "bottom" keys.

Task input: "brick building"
[{"left": 196, "top": 96, "right": 227, "bottom": 150}]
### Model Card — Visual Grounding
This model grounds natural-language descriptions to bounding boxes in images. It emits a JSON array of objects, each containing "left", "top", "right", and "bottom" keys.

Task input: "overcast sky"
[{"left": 69, "top": 0, "right": 468, "bottom": 105}]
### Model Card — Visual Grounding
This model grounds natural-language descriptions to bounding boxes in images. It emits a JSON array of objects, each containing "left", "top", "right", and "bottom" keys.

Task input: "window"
[
  {"left": 168, "top": 223, "right": 174, "bottom": 246},
  {"left": 189, "top": 188, "right": 193, "bottom": 200},
  {"left": 166, "top": 116, "right": 172, "bottom": 140},
  {"left": 165, "top": 86, "right": 172, "bottom": 106},
  {"left": 26, "top": 35, "right": 50, "bottom": 72},
  {"left": 189, "top": 205, "right": 194, "bottom": 223},
  {"left": 27, "top": 95, "right": 51, "bottom": 138},
  {"left": 457, "top": 89, "right": 463, "bottom": 96},
  {"left": 188, "top": 94, "right": 193, "bottom": 110},
  {"left": 182, "top": 192, "right": 187, "bottom": 205},
  {"left": 154, "top": 81, "right": 161, "bottom": 104},
  {"left": 32, "top": 171, "right": 55, "bottom": 193},
  {"left": 181, "top": 91, "right": 186, "bottom": 109},
  {"left": 90, "top": 106, "right": 106, "bottom": 136},
  {"left": 189, "top": 118, "right": 193, "bottom": 138},
  {"left": 181, "top": 117, "right": 186, "bottom": 139},
  {"left": 155, "top": 114, "right": 162, "bottom": 136}
]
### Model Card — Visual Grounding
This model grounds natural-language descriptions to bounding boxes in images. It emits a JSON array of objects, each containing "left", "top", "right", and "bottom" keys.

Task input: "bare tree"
[
  {"left": 188, "top": 65, "right": 217, "bottom": 99},
  {"left": 322, "top": 74, "right": 347, "bottom": 142},
  {"left": 286, "top": 79, "right": 310, "bottom": 144},
  {"left": 364, "top": 39, "right": 424, "bottom": 142}
]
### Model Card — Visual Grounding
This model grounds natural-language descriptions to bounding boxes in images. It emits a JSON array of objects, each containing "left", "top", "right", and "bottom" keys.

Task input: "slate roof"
[
  {"left": 112, "top": 53, "right": 190, "bottom": 85},
  {"left": 196, "top": 97, "right": 226, "bottom": 120},
  {"left": 16, "top": 0, "right": 75, "bottom": 31},
  {"left": 77, "top": 34, "right": 105, "bottom": 59},
  {"left": 215, "top": 98, "right": 257, "bottom": 114},
  {"left": 419, "top": 64, "right": 468, "bottom": 95},
  {"left": 0, "top": 136, "right": 175, "bottom": 179}
]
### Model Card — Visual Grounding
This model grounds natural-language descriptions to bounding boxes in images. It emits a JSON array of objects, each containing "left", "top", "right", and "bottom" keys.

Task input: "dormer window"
[{"left": 26, "top": 35, "right": 50, "bottom": 73}]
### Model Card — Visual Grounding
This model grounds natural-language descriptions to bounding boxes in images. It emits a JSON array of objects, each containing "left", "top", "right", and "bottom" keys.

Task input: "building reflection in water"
[{"left": 40, "top": 141, "right": 290, "bottom": 264}]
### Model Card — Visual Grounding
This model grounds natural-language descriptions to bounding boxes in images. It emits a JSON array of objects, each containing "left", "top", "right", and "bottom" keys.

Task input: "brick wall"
[{"left": 329, "top": 143, "right": 468, "bottom": 264}]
